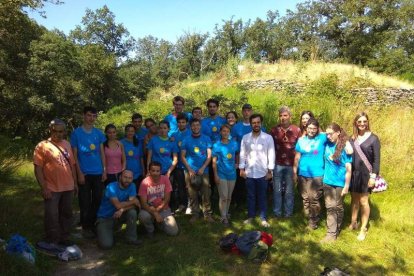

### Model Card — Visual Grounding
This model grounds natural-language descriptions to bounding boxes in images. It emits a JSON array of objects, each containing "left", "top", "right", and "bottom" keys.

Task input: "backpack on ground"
[{"left": 219, "top": 233, "right": 239, "bottom": 252}]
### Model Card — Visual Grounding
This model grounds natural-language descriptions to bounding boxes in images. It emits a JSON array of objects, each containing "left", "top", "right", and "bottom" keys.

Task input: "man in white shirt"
[{"left": 239, "top": 114, "right": 275, "bottom": 227}]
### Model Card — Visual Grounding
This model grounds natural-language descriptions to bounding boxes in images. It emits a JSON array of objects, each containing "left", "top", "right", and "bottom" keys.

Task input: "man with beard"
[
  {"left": 239, "top": 114, "right": 275, "bottom": 228},
  {"left": 270, "top": 106, "right": 301, "bottom": 218}
]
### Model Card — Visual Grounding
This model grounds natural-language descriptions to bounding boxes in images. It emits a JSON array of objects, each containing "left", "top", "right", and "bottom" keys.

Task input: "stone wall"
[{"left": 236, "top": 79, "right": 414, "bottom": 106}]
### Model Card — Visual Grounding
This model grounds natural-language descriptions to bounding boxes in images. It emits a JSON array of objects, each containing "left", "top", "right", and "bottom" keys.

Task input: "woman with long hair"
[
  {"left": 102, "top": 124, "right": 126, "bottom": 186},
  {"left": 225, "top": 111, "right": 238, "bottom": 128},
  {"left": 349, "top": 112, "right": 380, "bottom": 241},
  {"left": 121, "top": 124, "right": 145, "bottom": 190},
  {"left": 294, "top": 118, "right": 326, "bottom": 230},
  {"left": 299, "top": 111, "right": 316, "bottom": 137},
  {"left": 212, "top": 124, "right": 239, "bottom": 226},
  {"left": 321, "top": 123, "right": 352, "bottom": 242}
]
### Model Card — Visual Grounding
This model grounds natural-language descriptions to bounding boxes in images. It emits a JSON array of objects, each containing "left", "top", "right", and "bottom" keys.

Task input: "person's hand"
[
  {"left": 368, "top": 178, "right": 375, "bottom": 188},
  {"left": 166, "top": 171, "right": 171, "bottom": 178},
  {"left": 197, "top": 167, "right": 205, "bottom": 175},
  {"left": 240, "top": 169, "right": 246, "bottom": 179},
  {"left": 42, "top": 187, "right": 52, "bottom": 200},
  {"left": 113, "top": 208, "right": 123, "bottom": 219},
  {"left": 189, "top": 169, "right": 196, "bottom": 178},
  {"left": 154, "top": 212, "right": 163, "bottom": 223},
  {"left": 265, "top": 171, "right": 272, "bottom": 181},
  {"left": 214, "top": 176, "right": 220, "bottom": 185},
  {"left": 341, "top": 186, "right": 349, "bottom": 197},
  {"left": 78, "top": 172, "right": 85, "bottom": 185},
  {"left": 101, "top": 171, "right": 107, "bottom": 182}
]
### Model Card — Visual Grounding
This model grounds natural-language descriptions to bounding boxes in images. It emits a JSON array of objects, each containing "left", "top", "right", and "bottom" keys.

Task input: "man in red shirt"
[
  {"left": 138, "top": 161, "right": 179, "bottom": 238},
  {"left": 270, "top": 106, "right": 301, "bottom": 218},
  {"left": 33, "top": 119, "right": 77, "bottom": 246}
]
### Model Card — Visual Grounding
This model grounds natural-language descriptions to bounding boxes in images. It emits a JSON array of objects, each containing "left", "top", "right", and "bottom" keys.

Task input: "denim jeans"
[
  {"left": 96, "top": 208, "right": 138, "bottom": 249},
  {"left": 273, "top": 165, "right": 294, "bottom": 217},
  {"left": 246, "top": 177, "right": 268, "bottom": 220}
]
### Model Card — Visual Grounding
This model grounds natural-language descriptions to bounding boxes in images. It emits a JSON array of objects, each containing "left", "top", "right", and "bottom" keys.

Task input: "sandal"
[
  {"left": 348, "top": 222, "right": 359, "bottom": 230},
  {"left": 357, "top": 228, "right": 368, "bottom": 241}
]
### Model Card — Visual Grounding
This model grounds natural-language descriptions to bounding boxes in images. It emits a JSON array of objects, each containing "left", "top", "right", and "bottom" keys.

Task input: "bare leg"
[
  {"left": 349, "top": 192, "right": 360, "bottom": 229},
  {"left": 359, "top": 193, "right": 370, "bottom": 230}
]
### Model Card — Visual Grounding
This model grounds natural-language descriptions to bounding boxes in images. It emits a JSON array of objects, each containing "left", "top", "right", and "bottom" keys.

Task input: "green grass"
[{"left": 1, "top": 163, "right": 413, "bottom": 275}]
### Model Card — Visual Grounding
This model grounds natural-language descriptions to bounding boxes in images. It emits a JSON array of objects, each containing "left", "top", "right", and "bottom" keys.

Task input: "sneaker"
[
  {"left": 204, "top": 216, "right": 215, "bottom": 223},
  {"left": 82, "top": 229, "right": 96, "bottom": 239},
  {"left": 185, "top": 207, "right": 192, "bottom": 215},
  {"left": 175, "top": 205, "right": 186, "bottom": 214},
  {"left": 243, "top": 218, "right": 253, "bottom": 225},
  {"left": 126, "top": 239, "right": 143, "bottom": 247},
  {"left": 320, "top": 235, "right": 336, "bottom": 243},
  {"left": 261, "top": 220, "right": 270, "bottom": 228},
  {"left": 190, "top": 215, "right": 199, "bottom": 224},
  {"left": 357, "top": 228, "right": 367, "bottom": 241}
]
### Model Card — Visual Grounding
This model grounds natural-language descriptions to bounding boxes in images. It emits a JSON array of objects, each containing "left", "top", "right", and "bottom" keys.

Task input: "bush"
[{"left": 0, "top": 136, "right": 31, "bottom": 180}]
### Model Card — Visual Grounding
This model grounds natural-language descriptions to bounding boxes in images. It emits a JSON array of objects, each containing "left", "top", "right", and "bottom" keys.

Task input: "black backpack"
[{"left": 219, "top": 233, "right": 239, "bottom": 252}]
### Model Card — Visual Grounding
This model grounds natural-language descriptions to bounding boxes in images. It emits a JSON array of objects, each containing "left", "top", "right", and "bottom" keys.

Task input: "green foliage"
[{"left": 0, "top": 136, "right": 32, "bottom": 180}]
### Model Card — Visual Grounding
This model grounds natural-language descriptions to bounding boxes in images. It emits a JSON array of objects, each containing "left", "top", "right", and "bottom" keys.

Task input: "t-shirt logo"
[
  {"left": 227, "top": 153, "right": 232, "bottom": 159},
  {"left": 178, "top": 141, "right": 182, "bottom": 147},
  {"left": 90, "top": 144, "right": 96, "bottom": 150},
  {"left": 128, "top": 150, "right": 134, "bottom": 156},
  {"left": 194, "top": 147, "right": 199, "bottom": 153},
  {"left": 212, "top": 126, "right": 217, "bottom": 132},
  {"left": 160, "top": 148, "right": 165, "bottom": 153}
]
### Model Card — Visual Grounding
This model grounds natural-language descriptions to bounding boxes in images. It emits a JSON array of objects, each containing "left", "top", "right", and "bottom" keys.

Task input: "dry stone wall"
[{"left": 236, "top": 79, "right": 414, "bottom": 107}]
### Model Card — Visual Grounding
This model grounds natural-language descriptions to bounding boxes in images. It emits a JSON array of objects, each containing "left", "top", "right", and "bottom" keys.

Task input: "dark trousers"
[
  {"left": 44, "top": 190, "right": 74, "bottom": 243},
  {"left": 78, "top": 174, "right": 104, "bottom": 230},
  {"left": 246, "top": 177, "right": 268, "bottom": 220},
  {"left": 232, "top": 169, "right": 247, "bottom": 208},
  {"left": 171, "top": 168, "right": 188, "bottom": 210},
  {"left": 104, "top": 172, "right": 122, "bottom": 187}
]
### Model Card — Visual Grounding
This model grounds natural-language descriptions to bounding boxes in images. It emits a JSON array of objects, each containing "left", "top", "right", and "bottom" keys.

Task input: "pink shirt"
[
  {"left": 138, "top": 175, "right": 172, "bottom": 210},
  {"left": 104, "top": 144, "right": 123, "bottom": 174}
]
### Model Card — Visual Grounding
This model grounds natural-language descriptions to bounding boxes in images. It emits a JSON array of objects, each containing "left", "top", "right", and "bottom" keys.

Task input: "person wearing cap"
[
  {"left": 270, "top": 106, "right": 301, "bottom": 218},
  {"left": 239, "top": 114, "right": 275, "bottom": 228},
  {"left": 71, "top": 106, "right": 106, "bottom": 239},
  {"left": 181, "top": 118, "right": 214, "bottom": 223},
  {"left": 164, "top": 96, "right": 192, "bottom": 137},
  {"left": 96, "top": 170, "right": 143, "bottom": 249},
  {"left": 34, "top": 119, "right": 77, "bottom": 246}
]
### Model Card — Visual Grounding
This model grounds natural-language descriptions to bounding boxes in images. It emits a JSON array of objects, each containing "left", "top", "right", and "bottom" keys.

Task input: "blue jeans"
[
  {"left": 273, "top": 165, "right": 294, "bottom": 217},
  {"left": 246, "top": 177, "right": 268, "bottom": 220}
]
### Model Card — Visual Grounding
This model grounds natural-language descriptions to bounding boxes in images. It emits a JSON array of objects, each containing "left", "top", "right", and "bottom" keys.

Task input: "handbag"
[{"left": 354, "top": 140, "right": 387, "bottom": 193}]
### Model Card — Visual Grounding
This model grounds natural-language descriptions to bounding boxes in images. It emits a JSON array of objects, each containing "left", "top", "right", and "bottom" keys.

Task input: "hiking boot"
[
  {"left": 243, "top": 218, "right": 253, "bottom": 225},
  {"left": 261, "top": 220, "right": 270, "bottom": 228},
  {"left": 204, "top": 216, "right": 215, "bottom": 223},
  {"left": 320, "top": 235, "right": 337, "bottom": 243}
]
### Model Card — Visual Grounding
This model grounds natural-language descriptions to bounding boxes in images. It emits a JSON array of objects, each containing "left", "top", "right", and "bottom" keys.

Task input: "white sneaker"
[
  {"left": 185, "top": 207, "right": 192, "bottom": 215},
  {"left": 261, "top": 220, "right": 270, "bottom": 228},
  {"left": 243, "top": 218, "right": 253, "bottom": 225}
]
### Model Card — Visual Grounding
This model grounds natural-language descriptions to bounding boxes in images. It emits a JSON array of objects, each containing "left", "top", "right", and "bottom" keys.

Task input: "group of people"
[{"left": 33, "top": 95, "right": 381, "bottom": 250}]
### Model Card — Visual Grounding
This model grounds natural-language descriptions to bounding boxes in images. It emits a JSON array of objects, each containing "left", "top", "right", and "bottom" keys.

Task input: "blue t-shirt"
[
  {"left": 212, "top": 140, "right": 239, "bottom": 180},
  {"left": 135, "top": 127, "right": 148, "bottom": 143},
  {"left": 164, "top": 112, "right": 192, "bottom": 137},
  {"left": 172, "top": 128, "right": 191, "bottom": 169},
  {"left": 181, "top": 135, "right": 212, "bottom": 173},
  {"left": 70, "top": 127, "right": 105, "bottom": 175},
  {"left": 147, "top": 136, "right": 178, "bottom": 174},
  {"left": 231, "top": 122, "right": 266, "bottom": 147},
  {"left": 121, "top": 138, "right": 144, "bottom": 180},
  {"left": 295, "top": 133, "right": 327, "bottom": 177},
  {"left": 201, "top": 116, "right": 226, "bottom": 143},
  {"left": 97, "top": 181, "right": 136, "bottom": 218},
  {"left": 323, "top": 142, "right": 352, "bottom": 187}
]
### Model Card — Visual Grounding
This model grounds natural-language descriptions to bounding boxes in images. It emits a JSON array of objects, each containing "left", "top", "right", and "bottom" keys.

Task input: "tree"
[
  {"left": 175, "top": 32, "right": 208, "bottom": 78},
  {"left": 70, "top": 5, "right": 135, "bottom": 58}
]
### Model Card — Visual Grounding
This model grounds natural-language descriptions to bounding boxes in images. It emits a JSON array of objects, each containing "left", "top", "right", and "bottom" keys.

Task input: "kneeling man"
[
  {"left": 96, "top": 170, "right": 142, "bottom": 249},
  {"left": 138, "top": 161, "right": 179, "bottom": 237}
]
